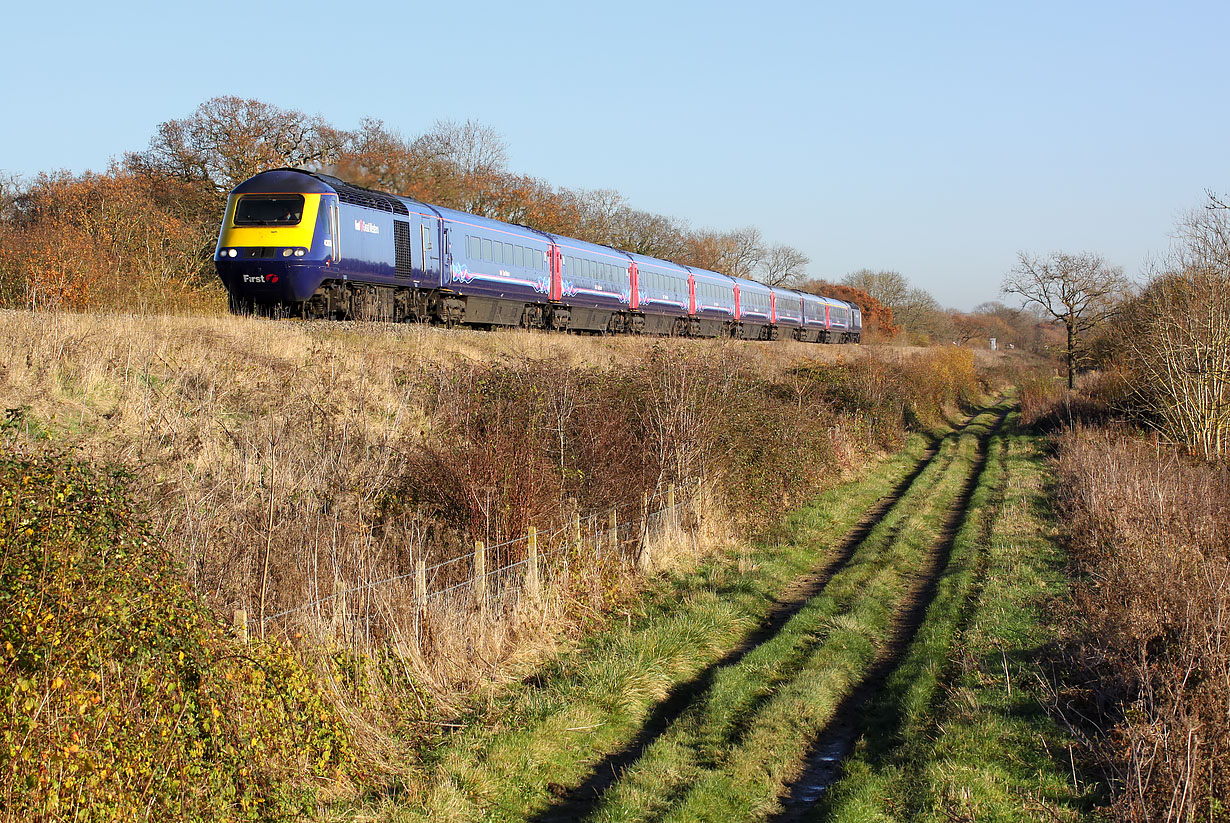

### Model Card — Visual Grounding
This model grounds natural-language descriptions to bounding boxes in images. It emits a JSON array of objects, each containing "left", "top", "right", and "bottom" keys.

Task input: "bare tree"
[
  {"left": 949, "top": 311, "right": 990, "bottom": 346},
  {"left": 760, "top": 243, "right": 810, "bottom": 287},
  {"left": 612, "top": 209, "right": 689, "bottom": 260},
  {"left": 126, "top": 96, "right": 345, "bottom": 195},
  {"left": 410, "top": 119, "right": 508, "bottom": 178},
  {"left": 1121, "top": 203, "right": 1230, "bottom": 458},
  {"left": 841, "top": 269, "right": 911, "bottom": 309},
  {"left": 894, "top": 287, "right": 948, "bottom": 338},
  {"left": 1002, "top": 251, "right": 1129, "bottom": 389},
  {"left": 681, "top": 226, "right": 763, "bottom": 278},
  {"left": 335, "top": 117, "right": 419, "bottom": 193},
  {"left": 723, "top": 226, "right": 764, "bottom": 279},
  {"left": 572, "top": 188, "right": 628, "bottom": 247}
]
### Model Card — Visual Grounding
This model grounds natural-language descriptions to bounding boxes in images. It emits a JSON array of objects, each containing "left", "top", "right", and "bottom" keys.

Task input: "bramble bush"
[{"left": 0, "top": 454, "right": 358, "bottom": 822}]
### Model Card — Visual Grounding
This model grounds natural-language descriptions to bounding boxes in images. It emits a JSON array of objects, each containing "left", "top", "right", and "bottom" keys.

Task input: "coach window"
[{"left": 481, "top": 238, "right": 493, "bottom": 262}]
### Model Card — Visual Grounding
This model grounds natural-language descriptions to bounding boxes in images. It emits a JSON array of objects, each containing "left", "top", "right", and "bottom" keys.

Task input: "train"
[{"left": 214, "top": 169, "right": 862, "bottom": 343}]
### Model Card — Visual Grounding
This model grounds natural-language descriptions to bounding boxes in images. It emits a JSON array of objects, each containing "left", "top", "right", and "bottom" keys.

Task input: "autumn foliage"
[
  {"left": 0, "top": 168, "right": 220, "bottom": 312},
  {"left": 1, "top": 97, "right": 823, "bottom": 313},
  {"left": 799, "top": 279, "right": 900, "bottom": 340}
]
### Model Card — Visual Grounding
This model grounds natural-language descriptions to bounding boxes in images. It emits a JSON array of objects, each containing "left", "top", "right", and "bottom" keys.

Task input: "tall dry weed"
[{"left": 1055, "top": 427, "right": 1230, "bottom": 821}]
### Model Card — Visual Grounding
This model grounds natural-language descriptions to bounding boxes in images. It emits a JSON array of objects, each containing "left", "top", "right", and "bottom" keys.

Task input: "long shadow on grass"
[
  {"left": 768, "top": 407, "right": 1008, "bottom": 823},
  {"left": 861, "top": 434, "right": 1011, "bottom": 765},
  {"left": 530, "top": 416, "right": 987, "bottom": 823}
]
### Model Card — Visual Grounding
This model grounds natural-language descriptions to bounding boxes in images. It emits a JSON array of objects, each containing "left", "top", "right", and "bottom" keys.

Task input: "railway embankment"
[{"left": 2, "top": 309, "right": 1030, "bottom": 820}]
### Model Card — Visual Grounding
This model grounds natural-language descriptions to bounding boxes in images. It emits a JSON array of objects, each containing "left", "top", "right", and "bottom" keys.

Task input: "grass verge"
[
  {"left": 592, "top": 407, "right": 1003, "bottom": 823},
  {"left": 816, "top": 412, "right": 1099, "bottom": 822}
]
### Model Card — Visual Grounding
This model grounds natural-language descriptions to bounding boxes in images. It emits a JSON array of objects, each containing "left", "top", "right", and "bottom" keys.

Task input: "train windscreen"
[{"left": 234, "top": 195, "right": 305, "bottom": 226}]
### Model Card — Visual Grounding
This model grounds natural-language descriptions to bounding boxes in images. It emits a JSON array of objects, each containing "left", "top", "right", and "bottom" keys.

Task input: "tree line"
[
  {"left": 0, "top": 98, "right": 820, "bottom": 316},
  {"left": 2, "top": 95, "right": 1048, "bottom": 347},
  {"left": 1006, "top": 196, "right": 1230, "bottom": 460}
]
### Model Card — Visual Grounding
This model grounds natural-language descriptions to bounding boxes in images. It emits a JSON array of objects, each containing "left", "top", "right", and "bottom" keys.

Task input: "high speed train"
[{"left": 214, "top": 169, "right": 861, "bottom": 343}]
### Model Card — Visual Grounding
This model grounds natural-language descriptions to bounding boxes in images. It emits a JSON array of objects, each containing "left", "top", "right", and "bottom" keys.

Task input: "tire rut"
[
  {"left": 769, "top": 407, "right": 1008, "bottom": 823},
  {"left": 529, "top": 410, "right": 992, "bottom": 823}
]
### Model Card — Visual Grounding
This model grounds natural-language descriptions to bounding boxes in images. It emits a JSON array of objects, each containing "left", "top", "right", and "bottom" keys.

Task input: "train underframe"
[{"left": 228, "top": 278, "right": 858, "bottom": 342}]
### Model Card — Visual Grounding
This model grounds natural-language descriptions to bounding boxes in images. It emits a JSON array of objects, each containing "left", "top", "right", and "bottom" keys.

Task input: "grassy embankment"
[{"left": 818, "top": 412, "right": 1098, "bottom": 822}]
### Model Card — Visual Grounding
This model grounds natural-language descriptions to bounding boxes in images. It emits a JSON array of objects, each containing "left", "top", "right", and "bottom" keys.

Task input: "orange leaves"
[
  {"left": 802, "top": 280, "right": 901, "bottom": 339},
  {"left": 0, "top": 168, "right": 219, "bottom": 312}
]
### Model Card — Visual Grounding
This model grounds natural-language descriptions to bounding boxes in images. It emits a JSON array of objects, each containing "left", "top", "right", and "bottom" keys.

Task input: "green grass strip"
[
  {"left": 579, "top": 431, "right": 973, "bottom": 822},
  {"left": 341, "top": 415, "right": 982, "bottom": 822},
  {"left": 819, "top": 413, "right": 1099, "bottom": 822},
  {"left": 599, "top": 409, "right": 1001, "bottom": 823}
]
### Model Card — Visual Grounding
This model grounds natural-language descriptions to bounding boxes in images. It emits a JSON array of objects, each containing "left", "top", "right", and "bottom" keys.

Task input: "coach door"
[
  {"left": 549, "top": 244, "right": 563, "bottom": 301},
  {"left": 415, "top": 217, "right": 441, "bottom": 287}
]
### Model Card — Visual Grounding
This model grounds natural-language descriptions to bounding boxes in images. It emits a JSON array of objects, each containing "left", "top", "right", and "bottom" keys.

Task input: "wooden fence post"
[
  {"left": 571, "top": 512, "right": 582, "bottom": 553},
  {"left": 638, "top": 492, "right": 653, "bottom": 573},
  {"left": 414, "top": 558, "right": 427, "bottom": 643},
  {"left": 333, "top": 576, "right": 346, "bottom": 637},
  {"left": 608, "top": 506, "right": 618, "bottom": 554},
  {"left": 415, "top": 559, "right": 427, "bottom": 608},
  {"left": 474, "top": 540, "right": 487, "bottom": 608},
  {"left": 526, "top": 526, "right": 540, "bottom": 601},
  {"left": 232, "top": 609, "right": 248, "bottom": 644}
]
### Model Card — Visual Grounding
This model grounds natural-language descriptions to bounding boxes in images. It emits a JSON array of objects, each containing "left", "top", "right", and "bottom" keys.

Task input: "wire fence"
[{"left": 232, "top": 481, "right": 701, "bottom": 643}]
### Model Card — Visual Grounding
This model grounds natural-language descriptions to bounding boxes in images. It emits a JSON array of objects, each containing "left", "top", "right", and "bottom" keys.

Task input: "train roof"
[
  {"left": 731, "top": 276, "right": 773, "bottom": 295},
  {"left": 625, "top": 251, "right": 692, "bottom": 276},
  {"left": 552, "top": 234, "right": 634, "bottom": 263},
  {"left": 688, "top": 267, "right": 736, "bottom": 286},
  {"left": 231, "top": 168, "right": 336, "bottom": 195},
  {"left": 431, "top": 204, "right": 553, "bottom": 246}
]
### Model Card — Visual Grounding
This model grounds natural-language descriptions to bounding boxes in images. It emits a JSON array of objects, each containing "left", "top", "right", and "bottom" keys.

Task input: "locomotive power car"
[{"left": 215, "top": 168, "right": 862, "bottom": 343}]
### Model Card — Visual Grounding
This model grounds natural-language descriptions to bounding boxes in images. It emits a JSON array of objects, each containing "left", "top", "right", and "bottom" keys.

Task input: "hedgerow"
[{"left": 0, "top": 453, "right": 358, "bottom": 822}]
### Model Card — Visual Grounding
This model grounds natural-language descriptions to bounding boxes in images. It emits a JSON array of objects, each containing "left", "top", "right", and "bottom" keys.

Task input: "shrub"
[
  {"left": 1054, "top": 427, "right": 1230, "bottom": 821},
  {"left": 0, "top": 454, "right": 357, "bottom": 822}
]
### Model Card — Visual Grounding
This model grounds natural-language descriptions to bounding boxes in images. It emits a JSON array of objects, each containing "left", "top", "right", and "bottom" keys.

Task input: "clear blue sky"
[{"left": 5, "top": 0, "right": 1228, "bottom": 309}]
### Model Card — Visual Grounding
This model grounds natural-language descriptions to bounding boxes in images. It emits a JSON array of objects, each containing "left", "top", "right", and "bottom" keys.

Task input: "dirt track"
[{"left": 531, "top": 406, "right": 1008, "bottom": 823}]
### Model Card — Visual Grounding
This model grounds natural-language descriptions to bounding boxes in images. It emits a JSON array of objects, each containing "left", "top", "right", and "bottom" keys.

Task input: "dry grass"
[
  {"left": 0, "top": 308, "right": 988, "bottom": 769},
  {"left": 1054, "top": 426, "right": 1230, "bottom": 822}
]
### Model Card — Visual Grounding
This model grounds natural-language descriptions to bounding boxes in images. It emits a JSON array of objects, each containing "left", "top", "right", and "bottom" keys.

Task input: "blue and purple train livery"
[{"left": 215, "top": 168, "right": 862, "bottom": 343}]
